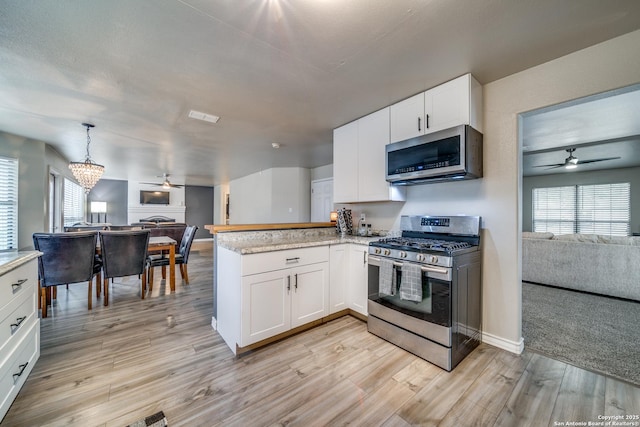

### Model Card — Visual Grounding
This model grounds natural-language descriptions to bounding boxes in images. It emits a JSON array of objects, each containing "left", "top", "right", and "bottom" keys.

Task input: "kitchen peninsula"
[{"left": 206, "top": 223, "right": 378, "bottom": 355}]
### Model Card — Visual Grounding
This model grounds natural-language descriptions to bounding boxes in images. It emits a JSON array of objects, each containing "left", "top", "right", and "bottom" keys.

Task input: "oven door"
[{"left": 368, "top": 256, "right": 451, "bottom": 327}]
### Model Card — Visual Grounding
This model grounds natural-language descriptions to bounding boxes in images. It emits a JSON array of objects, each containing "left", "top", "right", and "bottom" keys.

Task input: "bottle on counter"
[
  {"left": 358, "top": 214, "right": 367, "bottom": 236},
  {"left": 367, "top": 224, "right": 372, "bottom": 236}
]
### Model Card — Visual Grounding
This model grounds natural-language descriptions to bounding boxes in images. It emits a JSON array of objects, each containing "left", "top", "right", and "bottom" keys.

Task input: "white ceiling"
[
  {"left": 522, "top": 85, "right": 640, "bottom": 176},
  {"left": 2, "top": 0, "right": 640, "bottom": 186}
]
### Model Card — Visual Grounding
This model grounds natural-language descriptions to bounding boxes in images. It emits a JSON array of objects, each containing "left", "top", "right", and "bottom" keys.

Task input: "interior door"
[{"left": 311, "top": 178, "right": 333, "bottom": 222}]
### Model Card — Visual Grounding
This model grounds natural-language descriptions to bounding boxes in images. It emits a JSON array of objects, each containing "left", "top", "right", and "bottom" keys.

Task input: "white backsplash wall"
[
  {"left": 335, "top": 201, "right": 405, "bottom": 235},
  {"left": 127, "top": 181, "right": 186, "bottom": 223}
]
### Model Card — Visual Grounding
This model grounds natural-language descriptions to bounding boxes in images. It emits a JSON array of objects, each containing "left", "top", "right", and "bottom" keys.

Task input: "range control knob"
[
  {"left": 416, "top": 254, "right": 425, "bottom": 262},
  {"left": 399, "top": 251, "right": 407, "bottom": 258},
  {"left": 384, "top": 249, "right": 391, "bottom": 256},
  {"left": 429, "top": 255, "right": 439, "bottom": 264},
  {"left": 374, "top": 248, "right": 381, "bottom": 255}
]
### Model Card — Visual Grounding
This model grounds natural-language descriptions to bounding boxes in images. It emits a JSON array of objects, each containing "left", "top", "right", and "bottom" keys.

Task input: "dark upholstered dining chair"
[
  {"left": 99, "top": 230, "right": 150, "bottom": 305},
  {"left": 147, "top": 225, "right": 198, "bottom": 288},
  {"left": 33, "top": 232, "right": 102, "bottom": 318}
]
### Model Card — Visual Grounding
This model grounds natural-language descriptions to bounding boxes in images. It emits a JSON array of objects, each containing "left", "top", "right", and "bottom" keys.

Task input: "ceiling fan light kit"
[
  {"left": 141, "top": 173, "right": 184, "bottom": 189},
  {"left": 533, "top": 147, "right": 621, "bottom": 171}
]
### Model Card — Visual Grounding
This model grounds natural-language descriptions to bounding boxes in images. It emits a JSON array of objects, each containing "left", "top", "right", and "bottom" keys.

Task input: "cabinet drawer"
[
  {"left": 0, "top": 281, "right": 37, "bottom": 366},
  {"left": 0, "top": 260, "right": 37, "bottom": 313},
  {"left": 242, "top": 246, "right": 329, "bottom": 277},
  {"left": 0, "top": 320, "right": 40, "bottom": 422}
]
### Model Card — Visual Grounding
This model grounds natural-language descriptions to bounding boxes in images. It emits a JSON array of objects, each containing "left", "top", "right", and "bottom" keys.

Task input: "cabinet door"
[
  {"left": 329, "top": 245, "right": 348, "bottom": 314},
  {"left": 358, "top": 108, "right": 394, "bottom": 202},
  {"left": 333, "top": 121, "right": 359, "bottom": 203},
  {"left": 290, "top": 262, "right": 329, "bottom": 328},
  {"left": 348, "top": 245, "right": 368, "bottom": 316},
  {"left": 426, "top": 74, "right": 470, "bottom": 134},
  {"left": 241, "top": 270, "right": 291, "bottom": 346},
  {"left": 390, "top": 92, "right": 424, "bottom": 143}
]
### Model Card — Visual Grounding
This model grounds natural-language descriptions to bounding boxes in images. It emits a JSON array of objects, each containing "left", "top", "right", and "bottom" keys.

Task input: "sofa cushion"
[
  {"left": 522, "top": 231, "right": 554, "bottom": 239},
  {"left": 552, "top": 233, "right": 599, "bottom": 243}
]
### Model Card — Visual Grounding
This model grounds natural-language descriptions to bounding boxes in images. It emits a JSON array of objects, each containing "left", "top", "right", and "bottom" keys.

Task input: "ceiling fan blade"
[
  {"left": 169, "top": 184, "right": 184, "bottom": 188},
  {"left": 578, "top": 157, "right": 621, "bottom": 164},
  {"left": 544, "top": 165, "right": 566, "bottom": 170},
  {"left": 533, "top": 163, "right": 564, "bottom": 168},
  {"left": 140, "top": 182, "right": 163, "bottom": 186}
]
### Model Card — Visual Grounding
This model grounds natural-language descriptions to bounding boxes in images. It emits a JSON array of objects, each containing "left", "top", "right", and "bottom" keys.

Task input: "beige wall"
[
  {"left": 0, "top": 131, "right": 75, "bottom": 250},
  {"left": 479, "top": 29, "right": 640, "bottom": 348},
  {"left": 228, "top": 167, "right": 311, "bottom": 224}
]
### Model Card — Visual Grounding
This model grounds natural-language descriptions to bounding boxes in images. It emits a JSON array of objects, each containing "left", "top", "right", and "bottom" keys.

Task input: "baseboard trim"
[
  {"left": 211, "top": 317, "right": 217, "bottom": 330},
  {"left": 482, "top": 331, "right": 524, "bottom": 354}
]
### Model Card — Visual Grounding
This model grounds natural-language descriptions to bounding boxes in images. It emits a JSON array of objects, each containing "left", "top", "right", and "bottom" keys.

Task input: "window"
[
  {"left": 533, "top": 183, "right": 630, "bottom": 236},
  {"left": 0, "top": 156, "right": 19, "bottom": 251},
  {"left": 63, "top": 178, "right": 85, "bottom": 226}
]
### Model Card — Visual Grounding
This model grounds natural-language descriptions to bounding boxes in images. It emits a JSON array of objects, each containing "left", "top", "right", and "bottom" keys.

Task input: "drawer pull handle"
[
  {"left": 13, "top": 362, "right": 29, "bottom": 383},
  {"left": 285, "top": 257, "right": 300, "bottom": 263},
  {"left": 10, "top": 316, "right": 27, "bottom": 334},
  {"left": 12, "top": 279, "right": 28, "bottom": 293}
]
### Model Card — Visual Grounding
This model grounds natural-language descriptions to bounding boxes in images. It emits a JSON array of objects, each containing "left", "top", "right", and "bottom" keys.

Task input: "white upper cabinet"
[
  {"left": 390, "top": 73, "right": 483, "bottom": 143},
  {"left": 333, "top": 107, "right": 406, "bottom": 204},
  {"left": 333, "top": 120, "right": 359, "bottom": 203},
  {"left": 389, "top": 92, "right": 425, "bottom": 143}
]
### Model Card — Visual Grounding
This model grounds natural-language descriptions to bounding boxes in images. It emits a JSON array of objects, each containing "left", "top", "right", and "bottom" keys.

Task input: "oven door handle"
[{"left": 421, "top": 265, "right": 448, "bottom": 275}]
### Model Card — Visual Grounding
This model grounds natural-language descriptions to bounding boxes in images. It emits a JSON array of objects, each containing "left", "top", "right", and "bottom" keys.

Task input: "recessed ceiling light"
[
  {"left": 188, "top": 109, "right": 220, "bottom": 123},
  {"left": 272, "top": 142, "right": 281, "bottom": 148}
]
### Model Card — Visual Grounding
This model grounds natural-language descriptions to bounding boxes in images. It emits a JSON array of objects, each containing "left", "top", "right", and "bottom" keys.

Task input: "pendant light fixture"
[{"left": 69, "top": 123, "right": 104, "bottom": 193}]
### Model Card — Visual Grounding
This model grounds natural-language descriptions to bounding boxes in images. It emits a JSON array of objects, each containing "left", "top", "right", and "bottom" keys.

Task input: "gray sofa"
[{"left": 522, "top": 232, "right": 640, "bottom": 302}]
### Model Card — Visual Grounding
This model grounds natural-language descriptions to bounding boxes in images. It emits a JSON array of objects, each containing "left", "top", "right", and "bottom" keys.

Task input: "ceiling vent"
[{"left": 188, "top": 110, "right": 220, "bottom": 124}]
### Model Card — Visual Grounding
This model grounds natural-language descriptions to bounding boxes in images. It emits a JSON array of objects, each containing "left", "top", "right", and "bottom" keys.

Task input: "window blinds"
[
  {"left": 0, "top": 157, "right": 18, "bottom": 251},
  {"left": 577, "top": 183, "right": 630, "bottom": 236},
  {"left": 533, "top": 183, "right": 630, "bottom": 236},
  {"left": 63, "top": 178, "right": 85, "bottom": 226}
]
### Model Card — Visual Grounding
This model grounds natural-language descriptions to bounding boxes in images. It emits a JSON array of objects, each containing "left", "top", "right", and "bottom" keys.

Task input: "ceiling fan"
[
  {"left": 534, "top": 148, "right": 620, "bottom": 170},
  {"left": 141, "top": 173, "right": 184, "bottom": 189}
]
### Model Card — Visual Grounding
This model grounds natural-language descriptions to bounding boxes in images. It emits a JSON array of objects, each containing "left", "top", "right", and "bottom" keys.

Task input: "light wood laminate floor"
[{"left": 2, "top": 244, "right": 639, "bottom": 426}]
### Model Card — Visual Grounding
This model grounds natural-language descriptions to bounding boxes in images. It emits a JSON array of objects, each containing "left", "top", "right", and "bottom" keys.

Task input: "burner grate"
[{"left": 376, "top": 237, "right": 473, "bottom": 253}]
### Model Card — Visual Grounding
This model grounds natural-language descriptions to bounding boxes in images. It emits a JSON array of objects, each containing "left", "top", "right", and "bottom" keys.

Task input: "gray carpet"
[{"left": 522, "top": 281, "right": 640, "bottom": 386}]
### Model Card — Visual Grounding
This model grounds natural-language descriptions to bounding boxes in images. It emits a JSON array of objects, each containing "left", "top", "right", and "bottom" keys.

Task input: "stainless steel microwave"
[{"left": 385, "top": 125, "right": 483, "bottom": 185}]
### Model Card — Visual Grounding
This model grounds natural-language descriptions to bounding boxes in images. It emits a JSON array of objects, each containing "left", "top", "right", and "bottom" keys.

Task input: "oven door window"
[{"left": 372, "top": 268, "right": 451, "bottom": 327}]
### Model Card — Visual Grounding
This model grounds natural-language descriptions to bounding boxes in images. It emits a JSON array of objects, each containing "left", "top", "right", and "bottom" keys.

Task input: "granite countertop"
[
  {"left": 218, "top": 234, "right": 381, "bottom": 254},
  {"left": 0, "top": 251, "right": 42, "bottom": 276}
]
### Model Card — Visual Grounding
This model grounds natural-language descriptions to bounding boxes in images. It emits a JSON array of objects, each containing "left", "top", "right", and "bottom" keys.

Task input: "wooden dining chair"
[
  {"left": 32, "top": 231, "right": 102, "bottom": 318},
  {"left": 147, "top": 225, "right": 198, "bottom": 288},
  {"left": 99, "top": 230, "right": 150, "bottom": 305}
]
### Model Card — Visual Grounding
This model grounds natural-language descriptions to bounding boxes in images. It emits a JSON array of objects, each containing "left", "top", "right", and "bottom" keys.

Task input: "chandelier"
[{"left": 69, "top": 123, "right": 104, "bottom": 194}]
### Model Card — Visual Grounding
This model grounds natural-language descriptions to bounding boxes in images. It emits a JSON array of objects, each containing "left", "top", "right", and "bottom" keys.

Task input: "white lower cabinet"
[
  {"left": 347, "top": 244, "right": 368, "bottom": 316},
  {"left": 217, "top": 246, "right": 329, "bottom": 353},
  {"left": 241, "top": 261, "right": 329, "bottom": 345},
  {"left": 1, "top": 256, "right": 40, "bottom": 423},
  {"left": 329, "top": 244, "right": 348, "bottom": 314},
  {"left": 329, "top": 243, "right": 369, "bottom": 317}
]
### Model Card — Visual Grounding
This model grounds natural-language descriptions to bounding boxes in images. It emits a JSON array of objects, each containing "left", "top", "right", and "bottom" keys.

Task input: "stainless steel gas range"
[{"left": 367, "top": 215, "right": 482, "bottom": 371}]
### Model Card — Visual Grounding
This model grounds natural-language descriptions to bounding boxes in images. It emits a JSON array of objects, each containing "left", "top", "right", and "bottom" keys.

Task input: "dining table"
[{"left": 147, "top": 236, "right": 178, "bottom": 292}]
